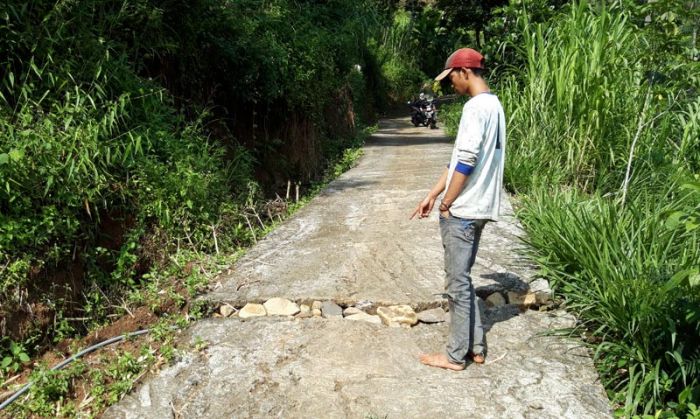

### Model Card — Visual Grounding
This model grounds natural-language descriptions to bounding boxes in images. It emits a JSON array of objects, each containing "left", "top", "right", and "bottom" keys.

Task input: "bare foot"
[
  {"left": 471, "top": 353, "right": 485, "bottom": 364},
  {"left": 418, "top": 353, "right": 465, "bottom": 371}
]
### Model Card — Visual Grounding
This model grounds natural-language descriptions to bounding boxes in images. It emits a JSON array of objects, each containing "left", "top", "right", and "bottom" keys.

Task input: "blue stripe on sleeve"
[{"left": 454, "top": 162, "right": 474, "bottom": 175}]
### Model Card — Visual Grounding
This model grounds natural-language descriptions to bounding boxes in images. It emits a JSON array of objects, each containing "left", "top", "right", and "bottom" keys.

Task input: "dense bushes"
[
  {"left": 0, "top": 0, "right": 394, "bottom": 351},
  {"left": 500, "top": 2, "right": 699, "bottom": 194},
  {"left": 1, "top": 1, "right": 240, "bottom": 318}
]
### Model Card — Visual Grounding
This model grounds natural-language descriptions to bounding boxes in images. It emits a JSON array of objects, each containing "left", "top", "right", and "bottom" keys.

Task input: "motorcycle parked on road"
[{"left": 408, "top": 96, "right": 438, "bottom": 129}]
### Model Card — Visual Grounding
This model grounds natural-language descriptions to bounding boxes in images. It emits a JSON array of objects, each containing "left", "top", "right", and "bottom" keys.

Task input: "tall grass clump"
[
  {"left": 519, "top": 186, "right": 699, "bottom": 415},
  {"left": 438, "top": 99, "right": 467, "bottom": 138},
  {"left": 491, "top": 0, "right": 700, "bottom": 415},
  {"left": 501, "top": 1, "right": 652, "bottom": 193}
]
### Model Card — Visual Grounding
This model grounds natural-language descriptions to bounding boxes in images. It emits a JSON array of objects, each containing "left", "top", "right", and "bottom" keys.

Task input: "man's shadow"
[{"left": 472, "top": 271, "right": 532, "bottom": 358}]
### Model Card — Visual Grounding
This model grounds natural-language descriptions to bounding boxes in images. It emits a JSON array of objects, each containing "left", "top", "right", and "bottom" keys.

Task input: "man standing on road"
[{"left": 410, "top": 48, "right": 506, "bottom": 370}]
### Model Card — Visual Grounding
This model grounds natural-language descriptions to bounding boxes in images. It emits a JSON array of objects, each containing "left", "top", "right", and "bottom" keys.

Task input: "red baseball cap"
[{"left": 435, "top": 48, "right": 485, "bottom": 81}]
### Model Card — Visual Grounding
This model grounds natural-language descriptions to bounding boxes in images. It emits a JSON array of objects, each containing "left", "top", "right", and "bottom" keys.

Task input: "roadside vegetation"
[
  {"left": 442, "top": 1, "right": 699, "bottom": 416},
  {"left": 0, "top": 138, "right": 369, "bottom": 417},
  {"left": 2, "top": 0, "right": 698, "bottom": 417},
  {"left": 0, "top": 0, "right": 393, "bottom": 416}
]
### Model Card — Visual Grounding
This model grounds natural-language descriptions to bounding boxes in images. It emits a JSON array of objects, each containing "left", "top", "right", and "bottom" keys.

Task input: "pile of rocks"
[
  {"left": 484, "top": 278, "right": 553, "bottom": 310},
  {"left": 216, "top": 278, "right": 553, "bottom": 328},
  {"left": 216, "top": 298, "right": 453, "bottom": 328}
]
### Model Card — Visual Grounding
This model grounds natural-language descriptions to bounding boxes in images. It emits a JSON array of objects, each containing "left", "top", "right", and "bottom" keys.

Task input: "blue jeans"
[{"left": 439, "top": 214, "right": 486, "bottom": 364}]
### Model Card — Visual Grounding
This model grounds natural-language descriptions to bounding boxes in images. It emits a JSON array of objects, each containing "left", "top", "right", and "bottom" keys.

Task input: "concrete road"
[
  {"left": 104, "top": 117, "right": 611, "bottom": 419},
  {"left": 205, "top": 118, "right": 534, "bottom": 307}
]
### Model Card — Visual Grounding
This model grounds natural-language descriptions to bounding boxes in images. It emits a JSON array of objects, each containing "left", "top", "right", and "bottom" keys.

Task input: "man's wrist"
[{"left": 439, "top": 201, "right": 451, "bottom": 211}]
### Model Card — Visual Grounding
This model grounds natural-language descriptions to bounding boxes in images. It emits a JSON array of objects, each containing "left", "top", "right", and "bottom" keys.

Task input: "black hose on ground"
[{"left": 0, "top": 329, "right": 151, "bottom": 411}]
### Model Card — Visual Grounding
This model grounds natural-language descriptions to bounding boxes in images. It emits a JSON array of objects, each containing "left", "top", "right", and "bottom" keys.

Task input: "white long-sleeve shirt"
[{"left": 446, "top": 93, "right": 506, "bottom": 221}]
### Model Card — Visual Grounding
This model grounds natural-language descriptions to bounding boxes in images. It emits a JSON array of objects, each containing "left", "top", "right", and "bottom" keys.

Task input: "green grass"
[{"left": 517, "top": 186, "right": 699, "bottom": 415}]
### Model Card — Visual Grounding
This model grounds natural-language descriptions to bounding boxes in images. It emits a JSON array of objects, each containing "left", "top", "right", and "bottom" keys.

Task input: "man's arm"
[
  {"left": 410, "top": 168, "right": 449, "bottom": 219},
  {"left": 438, "top": 106, "right": 480, "bottom": 215},
  {"left": 440, "top": 106, "right": 480, "bottom": 215},
  {"left": 439, "top": 171, "right": 469, "bottom": 216}
]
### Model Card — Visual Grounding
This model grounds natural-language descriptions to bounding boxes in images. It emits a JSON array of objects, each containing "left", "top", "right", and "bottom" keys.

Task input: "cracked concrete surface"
[
  {"left": 106, "top": 314, "right": 609, "bottom": 419},
  {"left": 104, "top": 117, "right": 611, "bottom": 418}
]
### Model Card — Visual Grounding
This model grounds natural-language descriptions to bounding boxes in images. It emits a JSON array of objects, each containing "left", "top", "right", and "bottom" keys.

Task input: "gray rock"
[
  {"left": 238, "top": 303, "right": 266, "bottom": 319},
  {"left": 529, "top": 278, "right": 550, "bottom": 292},
  {"left": 263, "top": 297, "right": 300, "bottom": 316},
  {"left": 321, "top": 301, "right": 343, "bottom": 319},
  {"left": 354, "top": 300, "right": 373, "bottom": 311},
  {"left": 345, "top": 312, "right": 382, "bottom": 324},
  {"left": 485, "top": 292, "right": 506, "bottom": 307},
  {"left": 296, "top": 305, "right": 313, "bottom": 318},
  {"left": 377, "top": 305, "right": 418, "bottom": 328},
  {"left": 416, "top": 307, "right": 447, "bottom": 323}
]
